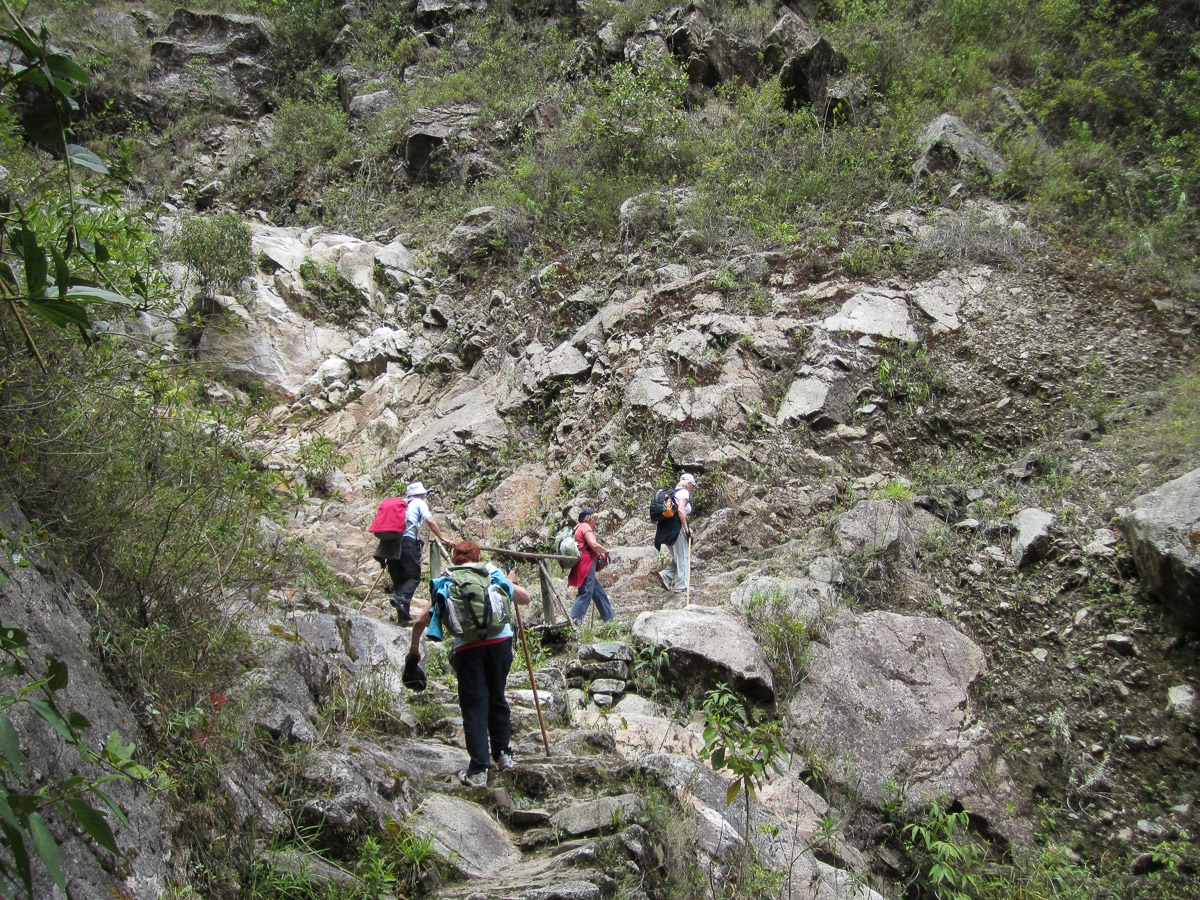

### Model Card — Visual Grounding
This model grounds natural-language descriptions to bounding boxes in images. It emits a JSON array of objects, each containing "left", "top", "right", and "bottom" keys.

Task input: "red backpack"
[{"left": 369, "top": 497, "right": 408, "bottom": 533}]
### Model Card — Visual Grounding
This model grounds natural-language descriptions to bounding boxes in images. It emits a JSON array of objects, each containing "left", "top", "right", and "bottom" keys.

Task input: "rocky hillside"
[{"left": 2, "top": 0, "right": 1198, "bottom": 898}]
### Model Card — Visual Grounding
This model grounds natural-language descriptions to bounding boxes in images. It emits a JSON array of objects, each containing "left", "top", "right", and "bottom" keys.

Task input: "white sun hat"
[{"left": 405, "top": 481, "right": 429, "bottom": 497}]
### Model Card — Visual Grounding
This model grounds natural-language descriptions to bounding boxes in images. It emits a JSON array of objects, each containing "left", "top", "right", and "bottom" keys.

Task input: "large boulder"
[
  {"left": 778, "top": 33, "right": 844, "bottom": 114},
  {"left": 632, "top": 606, "right": 774, "bottom": 701},
  {"left": 399, "top": 105, "right": 484, "bottom": 184},
  {"left": 789, "top": 609, "right": 1030, "bottom": 843},
  {"left": 442, "top": 206, "right": 522, "bottom": 269},
  {"left": 914, "top": 113, "right": 1005, "bottom": 179},
  {"left": 1124, "top": 467, "right": 1200, "bottom": 628},
  {"left": 412, "top": 793, "right": 521, "bottom": 878}
]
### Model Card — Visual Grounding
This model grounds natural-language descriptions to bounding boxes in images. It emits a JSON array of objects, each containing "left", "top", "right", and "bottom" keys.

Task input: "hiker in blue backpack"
[
  {"left": 655, "top": 473, "right": 696, "bottom": 595},
  {"left": 391, "top": 481, "right": 449, "bottom": 625},
  {"left": 406, "top": 541, "right": 531, "bottom": 788},
  {"left": 568, "top": 508, "right": 614, "bottom": 625}
]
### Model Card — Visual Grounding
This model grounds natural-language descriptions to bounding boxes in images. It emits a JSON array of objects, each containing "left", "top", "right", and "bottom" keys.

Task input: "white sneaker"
[
  {"left": 496, "top": 751, "right": 515, "bottom": 772},
  {"left": 458, "top": 769, "right": 487, "bottom": 788},
  {"left": 658, "top": 571, "right": 672, "bottom": 591}
]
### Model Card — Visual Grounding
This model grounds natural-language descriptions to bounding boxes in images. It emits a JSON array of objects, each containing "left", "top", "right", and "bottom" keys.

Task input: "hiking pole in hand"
[
  {"left": 513, "top": 597, "right": 551, "bottom": 757},
  {"left": 357, "top": 566, "right": 388, "bottom": 612},
  {"left": 685, "top": 531, "right": 692, "bottom": 607}
]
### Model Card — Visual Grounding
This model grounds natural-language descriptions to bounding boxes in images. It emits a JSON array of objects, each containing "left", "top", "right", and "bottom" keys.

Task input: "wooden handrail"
[{"left": 477, "top": 545, "right": 577, "bottom": 562}]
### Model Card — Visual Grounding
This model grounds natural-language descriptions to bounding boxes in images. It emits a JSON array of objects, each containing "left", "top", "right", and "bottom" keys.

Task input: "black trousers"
[
  {"left": 393, "top": 536, "right": 423, "bottom": 608},
  {"left": 452, "top": 638, "right": 514, "bottom": 775}
]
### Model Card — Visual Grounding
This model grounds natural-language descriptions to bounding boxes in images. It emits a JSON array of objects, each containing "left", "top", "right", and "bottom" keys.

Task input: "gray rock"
[
  {"left": 1011, "top": 507, "right": 1054, "bottom": 567},
  {"left": 728, "top": 574, "right": 833, "bottom": 626},
  {"left": 443, "top": 206, "right": 520, "bottom": 269},
  {"left": 1124, "top": 467, "right": 1200, "bottom": 628},
  {"left": 578, "top": 642, "right": 634, "bottom": 663},
  {"left": 588, "top": 678, "right": 626, "bottom": 695},
  {"left": 348, "top": 89, "right": 395, "bottom": 118},
  {"left": 550, "top": 794, "right": 644, "bottom": 836},
  {"left": 522, "top": 883, "right": 603, "bottom": 900},
  {"left": 632, "top": 606, "right": 774, "bottom": 701},
  {"left": 525, "top": 341, "right": 591, "bottom": 393},
  {"left": 1105, "top": 634, "right": 1138, "bottom": 656},
  {"left": 618, "top": 188, "right": 692, "bottom": 244},
  {"left": 414, "top": 793, "right": 520, "bottom": 878},
  {"left": 625, "top": 365, "right": 674, "bottom": 408},
  {"left": 1084, "top": 528, "right": 1120, "bottom": 558},
  {"left": 833, "top": 500, "right": 915, "bottom": 559},
  {"left": 823, "top": 290, "right": 917, "bottom": 341},
  {"left": 777, "top": 376, "right": 829, "bottom": 422},
  {"left": 1167, "top": 684, "right": 1196, "bottom": 724},
  {"left": 914, "top": 113, "right": 1005, "bottom": 179},
  {"left": 295, "top": 737, "right": 423, "bottom": 842},
  {"left": 778, "top": 32, "right": 844, "bottom": 114},
  {"left": 789, "top": 609, "right": 1031, "bottom": 843},
  {"left": 0, "top": 500, "right": 171, "bottom": 899},
  {"left": 401, "top": 105, "right": 481, "bottom": 185}
]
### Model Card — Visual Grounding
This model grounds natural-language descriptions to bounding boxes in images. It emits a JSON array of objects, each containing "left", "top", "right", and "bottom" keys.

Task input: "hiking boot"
[
  {"left": 496, "top": 751, "right": 515, "bottom": 772},
  {"left": 458, "top": 769, "right": 488, "bottom": 788},
  {"left": 394, "top": 597, "right": 412, "bottom": 625},
  {"left": 658, "top": 571, "right": 672, "bottom": 591}
]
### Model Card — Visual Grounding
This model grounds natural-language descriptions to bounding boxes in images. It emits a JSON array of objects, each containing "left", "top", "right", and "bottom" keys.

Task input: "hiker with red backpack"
[
  {"left": 405, "top": 541, "right": 532, "bottom": 788},
  {"left": 370, "top": 481, "right": 448, "bottom": 624},
  {"left": 568, "top": 508, "right": 614, "bottom": 625},
  {"left": 653, "top": 473, "right": 696, "bottom": 595}
]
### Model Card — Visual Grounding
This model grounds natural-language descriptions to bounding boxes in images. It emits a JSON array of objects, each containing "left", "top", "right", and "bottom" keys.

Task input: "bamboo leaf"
[
  {"left": 27, "top": 299, "right": 90, "bottom": 328},
  {"left": 28, "top": 812, "right": 66, "bottom": 895},
  {"left": 63, "top": 286, "right": 132, "bottom": 305},
  {"left": 67, "top": 798, "right": 118, "bottom": 854},
  {"left": 26, "top": 697, "right": 71, "bottom": 741},
  {"left": 46, "top": 54, "right": 89, "bottom": 86},
  {"left": 0, "top": 716, "right": 25, "bottom": 778},
  {"left": 725, "top": 781, "right": 741, "bottom": 806},
  {"left": 66, "top": 144, "right": 108, "bottom": 176},
  {"left": 0, "top": 818, "right": 33, "bottom": 895},
  {"left": 19, "top": 229, "right": 46, "bottom": 298}
]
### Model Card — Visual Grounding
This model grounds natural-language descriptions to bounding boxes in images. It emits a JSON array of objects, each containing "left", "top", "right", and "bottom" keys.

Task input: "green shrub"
[{"left": 175, "top": 212, "right": 254, "bottom": 296}]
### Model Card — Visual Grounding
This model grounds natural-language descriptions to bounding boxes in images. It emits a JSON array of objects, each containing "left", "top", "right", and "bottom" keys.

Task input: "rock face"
[
  {"left": 789, "top": 609, "right": 1030, "bottom": 843},
  {"left": 632, "top": 606, "right": 774, "bottom": 701},
  {"left": 641, "top": 753, "right": 887, "bottom": 900},
  {"left": 147, "top": 9, "right": 273, "bottom": 120},
  {"left": 400, "top": 105, "right": 483, "bottom": 184},
  {"left": 0, "top": 500, "right": 170, "bottom": 900},
  {"left": 1124, "top": 467, "right": 1200, "bottom": 628}
]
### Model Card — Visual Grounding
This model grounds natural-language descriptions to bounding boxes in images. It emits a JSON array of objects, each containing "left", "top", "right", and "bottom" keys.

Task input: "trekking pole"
[
  {"left": 513, "top": 599, "right": 552, "bottom": 757},
  {"left": 357, "top": 566, "right": 388, "bottom": 612},
  {"left": 685, "top": 531, "right": 692, "bottom": 607}
]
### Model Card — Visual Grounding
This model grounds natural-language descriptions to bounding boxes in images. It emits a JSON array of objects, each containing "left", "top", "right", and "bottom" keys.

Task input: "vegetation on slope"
[{"left": 1, "top": 0, "right": 1198, "bottom": 897}]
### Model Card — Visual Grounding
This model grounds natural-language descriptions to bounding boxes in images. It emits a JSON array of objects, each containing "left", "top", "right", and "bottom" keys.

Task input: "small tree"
[{"left": 701, "top": 682, "right": 786, "bottom": 896}]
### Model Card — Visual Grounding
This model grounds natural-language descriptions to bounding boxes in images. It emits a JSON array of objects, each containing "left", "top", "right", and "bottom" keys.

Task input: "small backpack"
[
  {"left": 442, "top": 564, "right": 511, "bottom": 642},
  {"left": 649, "top": 488, "right": 676, "bottom": 523},
  {"left": 368, "top": 497, "right": 408, "bottom": 534},
  {"left": 556, "top": 527, "right": 580, "bottom": 571}
]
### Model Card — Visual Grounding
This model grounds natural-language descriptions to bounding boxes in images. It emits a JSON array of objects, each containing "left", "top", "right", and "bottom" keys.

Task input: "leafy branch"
[
  {"left": 0, "top": 621, "right": 155, "bottom": 897},
  {"left": 0, "top": 2, "right": 137, "bottom": 369}
]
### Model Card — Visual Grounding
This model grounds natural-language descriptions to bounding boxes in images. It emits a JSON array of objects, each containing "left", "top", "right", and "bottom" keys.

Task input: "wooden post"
[{"left": 536, "top": 559, "right": 557, "bottom": 624}]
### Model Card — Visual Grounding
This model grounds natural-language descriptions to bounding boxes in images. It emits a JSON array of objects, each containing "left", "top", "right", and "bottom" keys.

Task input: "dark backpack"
[
  {"left": 442, "top": 564, "right": 511, "bottom": 642},
  {"left": 649, "top": 488, "right": 677, "bottom": 523}
]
